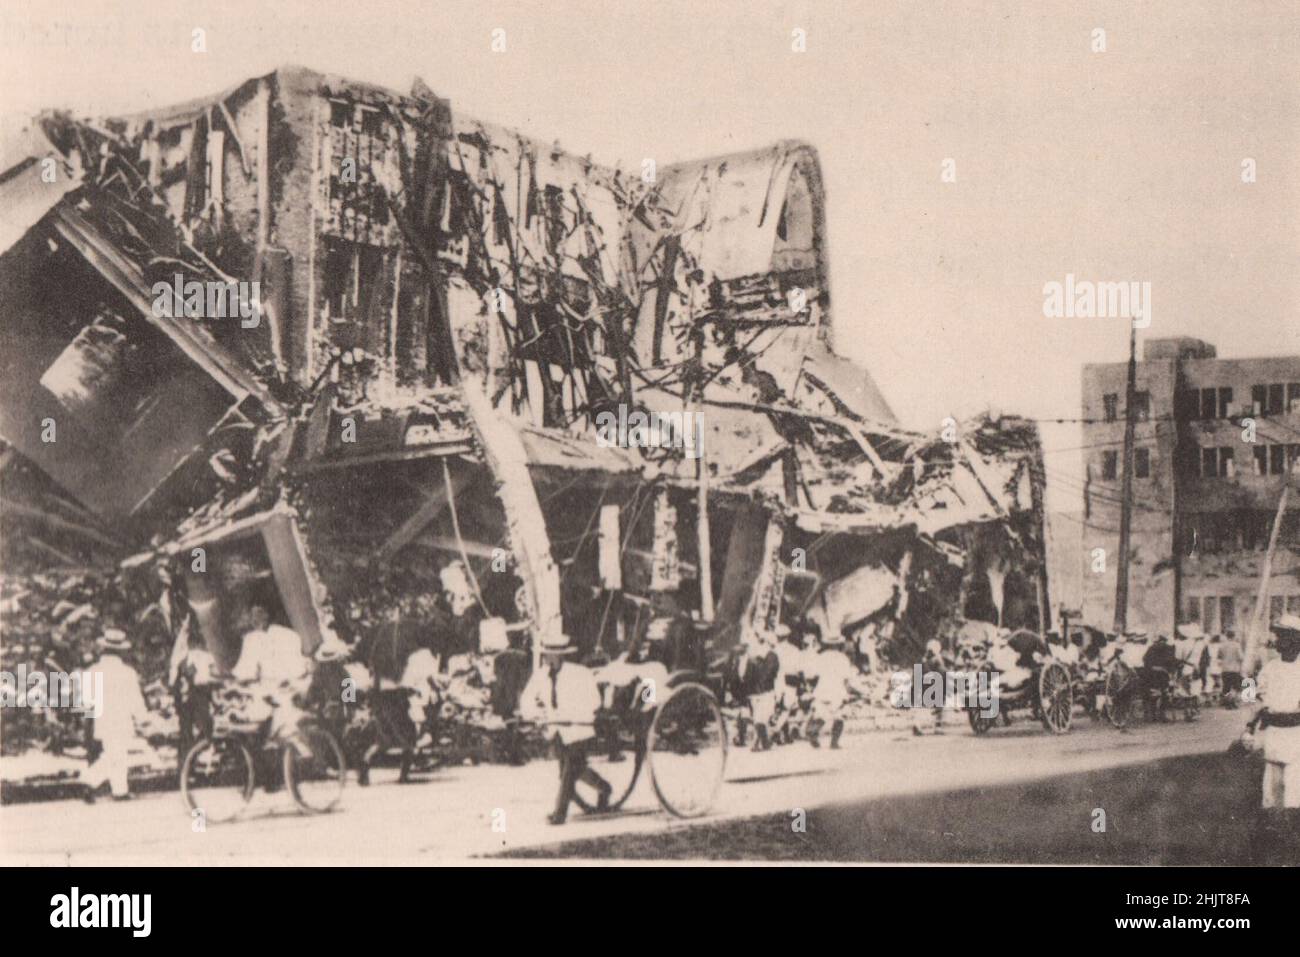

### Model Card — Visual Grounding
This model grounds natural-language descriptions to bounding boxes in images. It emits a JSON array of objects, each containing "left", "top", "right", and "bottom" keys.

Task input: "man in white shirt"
[
  {"left": 233, "top": 605, "right": 309, "bottom": 687},
  {"left": 1256, "top": 615, "right": 1300, "bottom": 810},
  {"left": 520, "top": 633, "right": 609, "bottom": 824},
  {"left": 81, "top": 629, "right": 149, "bottom": 802}
]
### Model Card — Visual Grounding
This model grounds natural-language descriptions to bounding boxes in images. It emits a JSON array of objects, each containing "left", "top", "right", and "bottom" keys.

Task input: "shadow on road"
[{"left": 496, "top": 750, "right": 1300, "bottom": 863}]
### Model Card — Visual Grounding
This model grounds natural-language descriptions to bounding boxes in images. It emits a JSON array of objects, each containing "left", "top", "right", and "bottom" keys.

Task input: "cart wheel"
[
  {"left": 1038, "top": 661, "right": 1073, "bottom": 734},
  {"left": 181, "top": 736, "right": 254, "bottom": 824},
  {"left": 647, "top": 682, "right": 726, "bottom": 818},
  {"left": 1104, "top": 662, "right": 1136, "bottom": 729},
  {"left": 968, "top": 709, "right": 995, "bottom": 735},
  {"left": 573, "top": 711, "right": 647, "bottom": 814}
]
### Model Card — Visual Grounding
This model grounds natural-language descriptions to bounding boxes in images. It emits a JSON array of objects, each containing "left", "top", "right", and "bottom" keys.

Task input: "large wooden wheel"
[
  {"left": 1037, "top": 660, "right": 1073, "bottom": 734},
  {"left": 647, "top": 682, "right": 727, "bottom": 818}
]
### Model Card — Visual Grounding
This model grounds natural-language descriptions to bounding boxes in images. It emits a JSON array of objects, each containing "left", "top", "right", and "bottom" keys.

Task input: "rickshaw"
[
  {"left": 574, "top": 619, "right": 728, "bottom": 818},
  {"left": 964, "top": 628, "right": 1074, "bottom": 735},
  {"left": 1103, "top": 657, "right": 1199, "bottom": 729}
]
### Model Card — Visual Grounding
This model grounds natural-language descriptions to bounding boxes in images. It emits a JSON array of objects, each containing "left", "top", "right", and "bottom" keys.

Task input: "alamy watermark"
[
  {"left": 151, "top": 274, "right": 261, "bottom": 328},
  {"left": 890, "top": 665, "right": 1000, "bottom": 718},
  {"left": 595, "top": 404, "right": 704, "bottom": 459},
  {"left": 1042, "top": 273, "right": 1150, "bottom": 328},
  {"left": 0, "top": 666, "right": 103, "bottom": 716}
]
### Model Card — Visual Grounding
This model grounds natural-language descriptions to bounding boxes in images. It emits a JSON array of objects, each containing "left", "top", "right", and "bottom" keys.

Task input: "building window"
[
  {"left": 1220, "top": 596, "right": 1236, "bottom": 635},
  {"left": 1103, "top": 393, "right": 1118, "bottom": 422},
  {"left": 1135, "top": 447, "right": 1151, "bottom": 479},
  {"left": 1220, "top": 447, "right": 1235, "bottom": 477},
  {"left": 1271, "top": 444, "right": 1286, "bottom": 476},
  {"left": 1271, "top": 596, "right": 1286, "bottom": 623},
  {"left": 1198, "top": 388, "right": 1217, "bottom": 420},
  {"left": 1269, "top": 384, "right": 1285, "bottom": 416},
  {"left": 1133, "top": 390, "right": 1151, "bottom": 422},
  {"left": 1254, "top": 445, "right": 1269, "bottom": 476},
  {"left": 322, "top": 238, "right": 384, "bottom": 324},
  {"left": 359, "top": 105, "right": 384, "bottom": 137},
  {"left": 1201, "top": 447, "right": 1218, "bottom": 478},
  {"left": 1289, "top": 596, "right": 1300, "bottom": 615},
  {"left": 1289, "top": 383, "right": 1300, "bottom": 414},
  {"left": 1253, "top": 383, "right": 1287, "bottom": 416},
  {"left": 1202, "top": 597, "right": 1218, "bottom": 633},
  {"left": 1102, "top": 450, "right": 1118, "bottom": 481},
  {"left": 1185, "top": 597, "right": 1201, "bottom": 623}
]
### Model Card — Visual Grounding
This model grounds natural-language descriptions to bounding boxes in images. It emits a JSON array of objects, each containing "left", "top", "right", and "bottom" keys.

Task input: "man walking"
[
  {"left": 520, "top": 633, "right": 610, "bottom": 824},
  {"left": 81, "top": 629, "right": 149, "bottom": 803}
]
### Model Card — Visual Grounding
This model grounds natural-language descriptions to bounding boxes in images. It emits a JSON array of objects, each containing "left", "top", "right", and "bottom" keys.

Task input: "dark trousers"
[
  {"left": 175, "top": 683, "right": 214, "bottom": 760},
  {"left": 554, "top": 738, "right": 609, "bottom": 821}
]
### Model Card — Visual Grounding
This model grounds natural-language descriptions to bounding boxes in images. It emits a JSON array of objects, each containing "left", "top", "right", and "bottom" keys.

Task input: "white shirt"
[
  {"left": 234, "top": 624, "right": 308, "bottom": 685},
  {"left": 1259, "top": 657, "right": 1300, "bottom": 764},
  {"left": 810, "top": 648, "right": 854, "bottom": 706},
  {"left": 520, "top": 662, "right": 602, "bottom": 745},
  {"left": 86, "top": 654, "right": 148, "bottom": 740}
]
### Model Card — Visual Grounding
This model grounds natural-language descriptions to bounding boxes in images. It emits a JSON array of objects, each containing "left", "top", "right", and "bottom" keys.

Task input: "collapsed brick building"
[{"left": 1, "top": 66, "right": 1050, "bottom": 711}]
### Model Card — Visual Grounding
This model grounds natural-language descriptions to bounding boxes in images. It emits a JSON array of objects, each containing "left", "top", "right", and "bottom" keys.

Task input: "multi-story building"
[{"left": 1081, "top": 337, "right": 1300, "bottom": 637}]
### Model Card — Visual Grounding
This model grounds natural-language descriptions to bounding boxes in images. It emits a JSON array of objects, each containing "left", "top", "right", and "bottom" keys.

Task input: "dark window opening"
[
  {"left": 1133, "top": 391, "right": 1152, "bottom": 421},
  {"left": 1201, "top": 447, "right": 1218, "bottom": 478},
  {"left": 330, "top": 100, "right": 351, "bottom": 128},
  {"left": 1103, "top": 393, "right": 1118, "bottom": 422},
  {"left": 1135, "top": 447, "right": 1151, "bottom": 479},
  {"left": 360, "top": 107, "right": 384, "bottom": 137},
  {"left": 1102, "top": 450, "right": 1118, "bottom": 481}
]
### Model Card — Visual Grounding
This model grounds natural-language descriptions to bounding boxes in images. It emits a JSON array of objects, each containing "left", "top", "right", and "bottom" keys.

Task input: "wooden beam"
[{"left": 376, "top": 470, "right": 470, "bottom": 563}]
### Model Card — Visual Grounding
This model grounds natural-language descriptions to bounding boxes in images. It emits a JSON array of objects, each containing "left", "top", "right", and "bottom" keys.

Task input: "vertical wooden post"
[{"left": 1244, "top": 478, "right": 1291, "bottom": 674}]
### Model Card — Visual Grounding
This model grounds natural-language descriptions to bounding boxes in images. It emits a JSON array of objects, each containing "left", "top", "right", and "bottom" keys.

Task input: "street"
[{"left": 3, "top": 707, "right": 1278, "bottom": 864}]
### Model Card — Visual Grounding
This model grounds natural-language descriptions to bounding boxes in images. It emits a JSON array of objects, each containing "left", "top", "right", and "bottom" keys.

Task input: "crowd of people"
[{"left": 5, "top": 555, "right": 1300, "bottom": 817}]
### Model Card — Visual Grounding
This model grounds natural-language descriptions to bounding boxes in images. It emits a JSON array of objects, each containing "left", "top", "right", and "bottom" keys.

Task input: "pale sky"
[{"left": 3, "top": 0, "right": 1298, "bottom": 529}]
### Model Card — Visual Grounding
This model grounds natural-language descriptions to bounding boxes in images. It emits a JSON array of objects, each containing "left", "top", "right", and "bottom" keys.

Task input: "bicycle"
[{"left": 180, "top": 682, "right": 346, "bottom": 823}]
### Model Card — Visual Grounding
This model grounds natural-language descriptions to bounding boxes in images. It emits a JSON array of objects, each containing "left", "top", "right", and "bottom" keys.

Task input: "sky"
[{"left": 2, "top": 0, "right": 1298, "bottom": 538}]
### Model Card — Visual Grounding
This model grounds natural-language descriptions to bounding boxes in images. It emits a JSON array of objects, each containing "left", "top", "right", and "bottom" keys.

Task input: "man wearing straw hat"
[
  {"left": 520, "top": 632, "right": 610, "bottom": 824},
  {"left": 80, "top": 628, "right": 149, "bottom": 803}
]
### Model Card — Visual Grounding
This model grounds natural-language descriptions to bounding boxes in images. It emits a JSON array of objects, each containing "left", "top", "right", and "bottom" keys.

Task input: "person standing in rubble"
[
  {"left": 519, "top": 633, "right": 610, "bottom": 824},
  {"left": 81, "top": 629, "right": 149, "bottom": 803}
]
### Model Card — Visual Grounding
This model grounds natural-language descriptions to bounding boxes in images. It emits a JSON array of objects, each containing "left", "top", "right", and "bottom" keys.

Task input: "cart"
[
  {"left": 574, "top": 668, "right": 727, "bottom": 818},
  {"left": 965, "top": 630, "right": 1074, "bottom": 735}
]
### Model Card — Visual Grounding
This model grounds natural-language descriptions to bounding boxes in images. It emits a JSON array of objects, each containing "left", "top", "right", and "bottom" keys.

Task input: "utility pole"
[
  {"left": 692, "top": 327, "right": 714, "bottom": 623},
  {"left": 1112, "top": 324, "right": 1138, "bottom": 634},
  {"left": 1243, "top": 475, "right": 1292, "bottom": 674}
]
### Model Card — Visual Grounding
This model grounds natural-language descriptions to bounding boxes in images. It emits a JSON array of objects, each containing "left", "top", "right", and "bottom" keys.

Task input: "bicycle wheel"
[
  {"left": 647, "top": 682, "right": 726, "bottom": 818},
  {"left": 283, "top": 725, "right": 346, "bottom": 814},
  {"left": 181, "top": 737, "right": 254, "bottom": 824}
]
